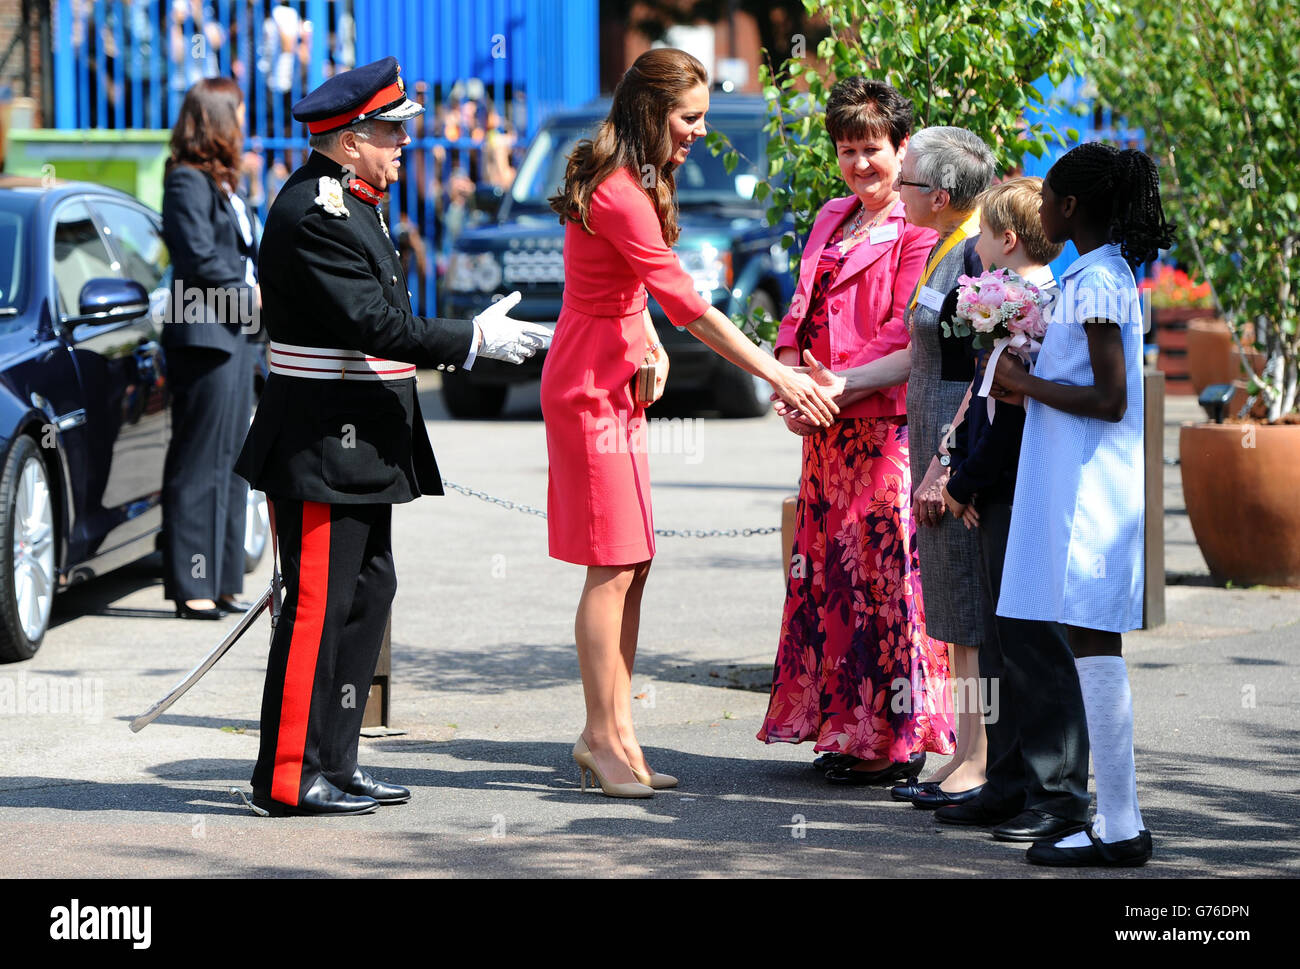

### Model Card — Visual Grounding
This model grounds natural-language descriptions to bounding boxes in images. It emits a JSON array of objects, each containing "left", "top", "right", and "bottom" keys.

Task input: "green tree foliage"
[
  {"left": 1089, "top": 0, "right": 1300, "bottom": 418},
  {"left": 715, "top": 0, "right": 1114, "bottom": 343}
]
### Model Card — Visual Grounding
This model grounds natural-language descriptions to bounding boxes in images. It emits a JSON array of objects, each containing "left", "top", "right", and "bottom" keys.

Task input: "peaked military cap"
[{"left": 293, "top": 56, "right": 424, "bottom": 135}]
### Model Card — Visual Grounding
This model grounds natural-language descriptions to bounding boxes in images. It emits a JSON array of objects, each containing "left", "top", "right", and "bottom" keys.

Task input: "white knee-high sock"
[{"left": 1055, "top": 655, "right": 1144, "bottom": 847}]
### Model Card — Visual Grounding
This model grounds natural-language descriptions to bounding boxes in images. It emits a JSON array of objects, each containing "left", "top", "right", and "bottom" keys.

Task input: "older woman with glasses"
[{"left": 756, "top": 80, "right": 956, "bottom": 787}]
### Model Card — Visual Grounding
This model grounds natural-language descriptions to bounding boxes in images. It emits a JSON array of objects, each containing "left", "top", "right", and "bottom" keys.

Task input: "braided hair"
[{"left": 1045, "top": 143, "right": 1176, "bottom": 269}]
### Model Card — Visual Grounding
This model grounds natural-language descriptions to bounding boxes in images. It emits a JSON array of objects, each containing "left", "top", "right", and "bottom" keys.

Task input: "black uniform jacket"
[
  {"left": 161, "top": 164, "right": 258, "bottom": 355},
  {"left": 235, "top": 152, "right": 475, "bottom": 504}
]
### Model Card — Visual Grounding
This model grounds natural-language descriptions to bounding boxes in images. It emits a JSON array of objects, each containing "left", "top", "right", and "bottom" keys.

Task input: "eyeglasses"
[{"left": 896, "top": 178, "right": 932, "bottom": 190}]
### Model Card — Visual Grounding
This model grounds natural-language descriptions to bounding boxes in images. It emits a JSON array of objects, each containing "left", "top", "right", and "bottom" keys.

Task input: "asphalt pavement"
[{"left": 1, "top": 382, "right": 1296, "bottom": 879}]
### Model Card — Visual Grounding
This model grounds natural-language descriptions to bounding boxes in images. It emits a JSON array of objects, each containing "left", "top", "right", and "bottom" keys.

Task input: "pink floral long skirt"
[{"left": 757, "top": 417, "right": 956, "bottom": 762}]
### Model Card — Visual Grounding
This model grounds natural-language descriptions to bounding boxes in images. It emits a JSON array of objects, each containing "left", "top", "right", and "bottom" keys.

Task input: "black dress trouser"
[
  {"left": 252, "top": 499, "right": 396, "bottom": 806},
  {"left": 975, "top": 498, "right": 1091, "bottom": 822},
  {"left": 161, "top": 342, "right": 250, "bottom": 603}
]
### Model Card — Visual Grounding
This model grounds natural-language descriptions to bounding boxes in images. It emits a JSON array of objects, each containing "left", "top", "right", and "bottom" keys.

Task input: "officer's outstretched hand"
[{"left": 473, "top": 291, "right": 553, "bottom": 365}]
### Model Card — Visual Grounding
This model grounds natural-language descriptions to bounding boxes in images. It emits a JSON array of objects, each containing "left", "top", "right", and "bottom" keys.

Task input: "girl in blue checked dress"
[{"left": 990, "top": 143, "right": 1175, "bottom": 868}]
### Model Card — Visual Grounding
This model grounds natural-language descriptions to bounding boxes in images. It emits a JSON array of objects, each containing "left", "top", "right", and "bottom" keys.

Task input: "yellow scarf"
[{"left": 908, "top": 208, "right": 982, "bottom": 310}]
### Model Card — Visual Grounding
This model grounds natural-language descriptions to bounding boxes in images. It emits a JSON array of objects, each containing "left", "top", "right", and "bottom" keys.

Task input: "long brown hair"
[
  {"left": 167, "top": 78, "right": 244, "bottom": 192},
  {"left": 549, "top": 48, "right": 707, "bottom": 246}
]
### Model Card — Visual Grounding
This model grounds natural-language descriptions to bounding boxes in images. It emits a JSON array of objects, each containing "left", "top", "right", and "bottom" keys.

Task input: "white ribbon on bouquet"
[{"left": 977, "top": 332, "right": 1041, "bottom": 422}]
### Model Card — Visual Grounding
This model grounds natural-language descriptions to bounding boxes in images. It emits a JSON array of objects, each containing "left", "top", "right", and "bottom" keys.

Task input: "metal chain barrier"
[{"left": 441, "top": 479, "right": 781, "bottom": 538}]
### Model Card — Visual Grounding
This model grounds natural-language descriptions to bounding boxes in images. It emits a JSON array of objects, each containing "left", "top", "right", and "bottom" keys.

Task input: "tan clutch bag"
[{"left": 633, "top": 359, "right": 658, "bottom": 405}]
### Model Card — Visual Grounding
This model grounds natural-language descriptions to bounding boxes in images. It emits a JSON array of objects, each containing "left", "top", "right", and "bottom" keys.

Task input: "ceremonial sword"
[{"left": 130, "top": 508, "right": 282, "bottom": 733}]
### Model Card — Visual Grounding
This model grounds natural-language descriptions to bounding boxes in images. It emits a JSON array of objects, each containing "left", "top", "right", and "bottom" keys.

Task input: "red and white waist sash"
[{"left": 268, "top": 342, "right": 417, "bottom": 381}]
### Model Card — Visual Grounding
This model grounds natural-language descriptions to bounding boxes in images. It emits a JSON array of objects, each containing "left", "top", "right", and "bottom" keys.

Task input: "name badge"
[
  {"left": 869, "top": 223, "right": 899, "bottom": 245},
  {"left": 917, "top": 285, "right": 946, "bottom": 312}
]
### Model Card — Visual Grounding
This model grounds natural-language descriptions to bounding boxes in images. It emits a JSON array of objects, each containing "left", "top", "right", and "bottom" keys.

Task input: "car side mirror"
[{"left": 70, "top": 278, "right": 151, "bottom": 326}]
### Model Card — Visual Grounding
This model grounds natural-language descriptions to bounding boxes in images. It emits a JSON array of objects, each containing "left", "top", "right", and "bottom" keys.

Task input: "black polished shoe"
[
  {"left": 826, "top": 752, "right": 925, "bottom": 786},
  {"left": 217, "top": 596, "right": 254, "bottom": 613},
  {"left": 175, "top": 601, "right": 225, "bottom": 620},
  {"left": 251, "top": 776, "right": 379, "bottom": 817},
  {"left": 812, "top": 752, "right": 857, "bottom": 772},
  {"left": 934, "top": 798, "right": 1022, "bottom": 827},
  {"left": 1026, "top": 828, "right": 1152, "bottom": 868},
  {"left": 992, "top": 808, "right": 1087, "bottom": 843},
  {"left": 911, "top": 783, "right": 986, "bottom": 810},
  {"left": 890, "top": 780, "right": 939, "bottom": 802},
  {"left": 343, "top": 767, "right": 411, "bottom": 805}
]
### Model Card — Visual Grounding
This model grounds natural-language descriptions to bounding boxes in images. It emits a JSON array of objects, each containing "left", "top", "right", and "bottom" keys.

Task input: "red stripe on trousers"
[{"left": 271, "top": 501, "right": 332, "bottom": 804}]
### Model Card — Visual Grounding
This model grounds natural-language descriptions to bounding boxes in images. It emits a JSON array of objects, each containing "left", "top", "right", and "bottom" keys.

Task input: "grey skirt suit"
[{"left": 904, "top": 233, "right": 997, "bottom": 648}]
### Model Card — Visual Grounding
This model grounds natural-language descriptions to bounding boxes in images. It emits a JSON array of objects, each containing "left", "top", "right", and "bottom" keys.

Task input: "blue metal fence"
[{"left": 50, "top": 0, "right": 598, "bottom": 313}]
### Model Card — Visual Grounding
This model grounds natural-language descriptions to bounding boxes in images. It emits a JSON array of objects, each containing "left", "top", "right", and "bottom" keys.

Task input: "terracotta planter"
[
  {"left": 1180, "top": 422, "right": 1300, "bottom": 587},
  {"left": 1185, "top": 317, "right": 1265, "bottom": 395}
]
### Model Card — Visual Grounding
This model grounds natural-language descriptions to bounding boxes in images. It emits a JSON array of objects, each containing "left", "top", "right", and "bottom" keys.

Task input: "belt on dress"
[
  {"left": 268, "top": 341, "right": 417, "bottom": 381},
  {"left": 562, "top": 292, "right": 648, "bottom": 317}
]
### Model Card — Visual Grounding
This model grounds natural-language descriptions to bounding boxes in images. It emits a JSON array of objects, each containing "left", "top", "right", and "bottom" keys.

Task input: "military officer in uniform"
[{"left": 235, "top": 57, "right": 551, "bottom": 817}]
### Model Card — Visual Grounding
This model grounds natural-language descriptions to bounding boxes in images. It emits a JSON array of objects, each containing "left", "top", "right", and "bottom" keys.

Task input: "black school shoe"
[
  {"left": 1026, "top": 829, "right": 1153, "bottom": 867},
  {"left": 992, "top": 808, "right": 1087, "bottom": 843},
  {"left": 934, "top": 797, "right": 1022, "bottom": 827}
]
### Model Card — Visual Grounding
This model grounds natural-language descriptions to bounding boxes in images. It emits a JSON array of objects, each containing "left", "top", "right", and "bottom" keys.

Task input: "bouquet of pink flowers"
[
  {"left": 943, "top": 267, "right": 1049, "bottom": 349},
  {"left": 943, "top": 268, "right": 1051, "bottom": 418}
]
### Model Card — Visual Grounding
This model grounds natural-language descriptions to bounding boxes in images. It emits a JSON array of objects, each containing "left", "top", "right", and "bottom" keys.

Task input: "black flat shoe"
[
  {"left": 252, "top": 776, "right": 379, "bottom": 817},
  {"left": 1026, "top": 829, "right": 1153, "bottom": 868},
  {"left": 217, "top": 597, "right": 254, "bottom": 613},
  {"left": 992, "top": 808, "right": 1087, "bottom": 843},
  {"left": 890, "top": 780, "right": 939, "bottom": 802},
  {"left": 826, "top": 752, "right": 925, "bottom": 786},
  {"left": 934, "top": 798, "right": 1023, "bottom": 827},
  {"left": 175, "top": 602, "right": 225, "bottom": 620},
  {"left": 343, "top": 767, "right": 411, "bottom": 805},
  {"left": 812, "top": 752, "right": 857, "bottom": 772},
  {"left": 911, "top": 783, "right": 986, "bottom": 810}
]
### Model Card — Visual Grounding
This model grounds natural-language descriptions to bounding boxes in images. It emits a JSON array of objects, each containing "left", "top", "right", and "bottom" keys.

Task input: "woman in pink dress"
[
  {"left": 757, "top": 78, "right": 957, "bottom": 784},
  {"left": 543, "top": 48, "right": 839, "bottom": 798}
]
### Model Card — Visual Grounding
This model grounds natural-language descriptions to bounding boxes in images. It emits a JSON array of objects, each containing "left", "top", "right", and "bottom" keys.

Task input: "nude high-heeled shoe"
[
  {"left": 572, "top": 736, "right": 653, "bottom": 799},
  {"left": 630, "top": 766, "right": 678, "bottom": 790}
]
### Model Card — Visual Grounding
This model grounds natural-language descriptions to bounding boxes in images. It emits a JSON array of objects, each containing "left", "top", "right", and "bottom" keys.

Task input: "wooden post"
[
  {"left": 1143, "top": 368, "right": 1166, "bottom": 629},
  {"left": 362, "top": 612, "right": 391, "bottom": 728}
]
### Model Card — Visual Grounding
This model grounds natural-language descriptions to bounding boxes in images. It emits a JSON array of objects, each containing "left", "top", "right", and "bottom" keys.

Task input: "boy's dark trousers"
[{"left": 976, "top": 497, "right": 1091, "bottom": 822}]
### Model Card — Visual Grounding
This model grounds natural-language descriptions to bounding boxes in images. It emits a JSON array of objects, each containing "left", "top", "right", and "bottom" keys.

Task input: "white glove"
[{"left": 473, "top": 291, "right": 553, "bottom": 365}]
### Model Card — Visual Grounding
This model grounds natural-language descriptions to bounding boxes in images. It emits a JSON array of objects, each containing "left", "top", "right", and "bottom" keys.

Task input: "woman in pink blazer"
[{"left": 756, "top": 78, "right": 956, "bottom": 786}]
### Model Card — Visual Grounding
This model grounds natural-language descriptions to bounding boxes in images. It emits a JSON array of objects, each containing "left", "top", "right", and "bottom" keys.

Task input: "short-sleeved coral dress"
[{"left": 540, "top": 168, "right": 710, "bottom": 566}]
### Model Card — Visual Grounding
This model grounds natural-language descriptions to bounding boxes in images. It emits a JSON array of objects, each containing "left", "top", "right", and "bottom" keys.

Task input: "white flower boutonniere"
[{"left": 315, "top": 176, "right": 349, "bottom": 217}]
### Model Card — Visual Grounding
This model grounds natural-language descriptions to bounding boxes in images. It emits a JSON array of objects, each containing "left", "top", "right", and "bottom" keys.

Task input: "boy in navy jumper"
[{"left": 928, "top": 178, "right": 1093, "bottom": 846}]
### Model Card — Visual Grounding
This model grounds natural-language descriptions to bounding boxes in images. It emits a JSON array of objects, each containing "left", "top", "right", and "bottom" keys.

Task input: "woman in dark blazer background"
[{"left": 161, "top": 77, "right": 259, "bottom": 619}]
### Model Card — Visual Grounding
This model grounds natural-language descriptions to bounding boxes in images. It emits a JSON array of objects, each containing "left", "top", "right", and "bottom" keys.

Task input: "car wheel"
[
  {"left": 0, "top": 436, "right": 57, "bottom": 663},
  {"left": 715, "top": 289, "right": 777, "bottom": 418},
  {"left": 442, "top": 374, "right": 508, "bottom": 419},
  {"left": 244, "top": 487, "right": 270, "bottom": 574}
]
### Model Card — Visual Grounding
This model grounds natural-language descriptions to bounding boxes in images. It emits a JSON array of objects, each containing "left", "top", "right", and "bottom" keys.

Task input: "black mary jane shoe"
[
  {"left": 343, "top": 767, "right": 411, "bottom": 805},
  {"left": 911, "top": 783, "right": 986, "bottom": 810},
  {"left": 217, "top": 597, "right": 254, "bottom": 613},
  {"left": 251, "top": 776, "right": 379, "bottom": 817},
  {"left": 1026, "top": 828, "right": 1153, "bottom": 868},
  {"left": 175, "top": 601, "right": 226, "bottom": 620},
  {"left": 890, "top": 780, "right": 940, "bottom": 802},
  {"left": 812, "top": 752, "right": 858, "bottom": 772},
  {"left": 826, "top": 752, "right": 925, "bottom": 787}
]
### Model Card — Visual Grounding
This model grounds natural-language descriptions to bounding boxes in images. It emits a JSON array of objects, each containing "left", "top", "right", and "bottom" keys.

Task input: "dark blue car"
[
  {"left": 439, "top": 95, "right": 797, "bottom": 418},
  {"left": 0, "top": 175, "right": 268, "bottom": 661}
]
